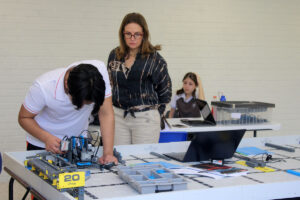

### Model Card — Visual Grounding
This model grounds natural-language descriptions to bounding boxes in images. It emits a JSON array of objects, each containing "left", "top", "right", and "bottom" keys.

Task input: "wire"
[
  {"left": 250, "top": 153, "right": 286, "bottom": 164},
  {"left": 60, "top": 130, "right": 102, "bottom": 163},
  {"left": 89, "top": 131, "right": 100, "bottom": 146},
  {"left": 62, "top": 135, "right": 68, "bottom": 140},
  {"left": 79, "top": 129, "right": 89, "bottom": 137},
  {"left": 93, "top": 131, "right": 101, "bottom": 157}
]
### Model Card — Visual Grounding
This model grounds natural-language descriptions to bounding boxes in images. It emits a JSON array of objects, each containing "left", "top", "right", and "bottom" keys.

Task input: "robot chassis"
[{"left": 24, "top": 135, "right": 124, "bottom": 200}]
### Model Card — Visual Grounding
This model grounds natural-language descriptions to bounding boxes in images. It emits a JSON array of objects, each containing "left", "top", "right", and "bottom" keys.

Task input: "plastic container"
[
  {"left": 117, "top": 164, "right": 187, "bottom": 194},
  {"left": 211, "top": 101, "right": 275, "bottom": 125},
  {"left": 159, "top": 132, "right": 187, "bottom": 143}
]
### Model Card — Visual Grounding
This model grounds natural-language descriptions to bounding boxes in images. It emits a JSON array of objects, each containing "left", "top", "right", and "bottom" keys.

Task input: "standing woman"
[{"left": 107, "top": 12, "right": 172, "bottom": 145}]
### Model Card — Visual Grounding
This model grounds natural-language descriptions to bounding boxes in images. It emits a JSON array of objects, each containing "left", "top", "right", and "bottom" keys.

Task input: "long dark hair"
[
  {"left": 116, "top": 12, "right": 161, "bottom": 60},
  {"left": 176, "top": 72, "right": 198, "bottom": 97},
  {"left": 67, "top": 64, "right": 106, "bottom": 115}
]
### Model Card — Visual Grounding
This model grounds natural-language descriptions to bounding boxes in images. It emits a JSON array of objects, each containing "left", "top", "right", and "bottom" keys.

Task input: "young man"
[{"left": 18, "top": 60, "right": 117, "bottom": 164}]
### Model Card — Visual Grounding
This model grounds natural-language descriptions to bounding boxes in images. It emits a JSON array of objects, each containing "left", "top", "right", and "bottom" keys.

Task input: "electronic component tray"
[{"left": 117, "top": 164, "right": 187, "bottom": 194}]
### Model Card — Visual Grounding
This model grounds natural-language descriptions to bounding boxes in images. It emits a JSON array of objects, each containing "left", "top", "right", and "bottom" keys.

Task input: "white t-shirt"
[{"left": 23, "top": 60, "right": 111, "bottom": 147}]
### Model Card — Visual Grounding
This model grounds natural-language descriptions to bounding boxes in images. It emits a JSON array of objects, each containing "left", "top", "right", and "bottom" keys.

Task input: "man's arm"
[
  {"left": 98, "top": 96, "right": 118, "bottom": 164},
  {"left": 18, "top": 105, "right": 62, "bottom": 153}
]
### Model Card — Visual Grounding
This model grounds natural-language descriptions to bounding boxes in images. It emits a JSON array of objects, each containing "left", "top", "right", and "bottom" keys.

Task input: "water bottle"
[
  {"left": 220, "top": 95, "right": 226, "bottom": 101},
  {"left": 218, "top": 91, "right": 226, "bottom": 101},
  {"left": 211, "top": 96, "right": 218, "bottom": 120}
]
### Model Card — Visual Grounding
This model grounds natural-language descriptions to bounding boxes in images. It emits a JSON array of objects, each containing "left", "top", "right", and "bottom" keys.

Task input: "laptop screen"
[
  {"left": 164, "top": 129, "right": 246, "bottom": 162},
  {"left": 180, "top": 99, "right": 216, "bottom": 126}
]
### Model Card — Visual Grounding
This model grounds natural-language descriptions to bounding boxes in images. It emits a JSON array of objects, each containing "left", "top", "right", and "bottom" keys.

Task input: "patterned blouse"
[{"left": 107, "top": 48, "right": 172, "bottom": 115}]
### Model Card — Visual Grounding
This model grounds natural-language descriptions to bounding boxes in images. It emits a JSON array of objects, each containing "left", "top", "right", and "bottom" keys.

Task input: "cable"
[
  {"left": 79, "top": 129, "right": 90, "bottom": 137},
  {"left": 89, "top": 131, "right": 100, "bottom": 146},
  {"left": 235, "top": 152, "right": 286, "bottom": 164}
]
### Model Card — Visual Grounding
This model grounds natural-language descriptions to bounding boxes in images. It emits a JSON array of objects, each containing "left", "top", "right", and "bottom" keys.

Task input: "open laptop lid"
[
  {"left": 164, "top": 129, "right": 246, "bottom": 162},
  {"left": 181, "top": 99, "right": 216, "bottom": 126},
  {"left": 197, "top": 99, "right": 216, "bottom": 124}
]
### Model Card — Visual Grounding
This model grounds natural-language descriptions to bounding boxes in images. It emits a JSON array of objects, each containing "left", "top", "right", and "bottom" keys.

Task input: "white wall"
[{"left": 0, "top": 0, "right": 299, "bottom": 181}]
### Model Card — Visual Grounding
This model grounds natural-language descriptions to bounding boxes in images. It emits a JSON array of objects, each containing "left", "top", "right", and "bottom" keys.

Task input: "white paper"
[{"left": 231, "top": 113, "right": 241, "bottom": 119}]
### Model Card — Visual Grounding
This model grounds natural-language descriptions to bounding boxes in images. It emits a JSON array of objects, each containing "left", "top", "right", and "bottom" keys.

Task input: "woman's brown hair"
[{"left": 116, "top": 12, "right": 161, "bottom": 60}]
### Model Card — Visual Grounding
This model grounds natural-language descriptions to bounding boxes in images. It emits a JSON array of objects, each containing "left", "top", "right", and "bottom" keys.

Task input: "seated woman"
[{"left": 168, "top": 72, "right": 205, "bottom": 118}]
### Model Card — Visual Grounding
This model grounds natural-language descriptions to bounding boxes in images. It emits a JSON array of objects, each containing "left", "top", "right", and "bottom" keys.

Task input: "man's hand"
[
  {"left": 45, "top": 134, "right": 62, "bottom": 154},
  {"left": 99, "top": 154, "right": 118, "bottom": 165}
]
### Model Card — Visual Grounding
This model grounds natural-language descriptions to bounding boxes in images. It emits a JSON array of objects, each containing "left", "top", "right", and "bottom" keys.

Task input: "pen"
[{"left": 265, "top": 143, "right": 295, "bottom": 152}]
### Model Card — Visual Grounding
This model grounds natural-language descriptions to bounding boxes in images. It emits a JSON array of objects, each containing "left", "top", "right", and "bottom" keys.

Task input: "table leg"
[
  {"left": 9, "top": 177, "right": 14, "bottom": 200},
  {"left": 22, "top": 188, "right": 30, "bottom": 200},
  {"left": 5, "top": 167, "right": 46, "bottom": 200}
]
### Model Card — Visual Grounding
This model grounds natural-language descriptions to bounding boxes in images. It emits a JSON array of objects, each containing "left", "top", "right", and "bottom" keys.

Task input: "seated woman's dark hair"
[
  {"left": 176, "top": 72, "right": 198, "bottom": 97},
  {"left": 67, "top": 64, "right": 106, "bottom": 114}
]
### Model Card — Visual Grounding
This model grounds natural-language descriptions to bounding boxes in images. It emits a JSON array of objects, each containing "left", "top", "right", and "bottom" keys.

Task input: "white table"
[
  {"left": 3, "top": 135, "right": 300, "bottom": 200},
  {"left": 161, "top": 118, "right": 281, "bottom": 137}
]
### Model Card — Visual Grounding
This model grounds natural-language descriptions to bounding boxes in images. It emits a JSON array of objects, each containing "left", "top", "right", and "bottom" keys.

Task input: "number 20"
[{"left": 64, "top": 174, "right": 80, "bottom": 182}]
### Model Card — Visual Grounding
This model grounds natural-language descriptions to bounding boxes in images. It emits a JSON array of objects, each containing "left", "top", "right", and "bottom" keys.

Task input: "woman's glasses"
[{"left": 123, "top": 32, "right": 143, "bottom": 39}]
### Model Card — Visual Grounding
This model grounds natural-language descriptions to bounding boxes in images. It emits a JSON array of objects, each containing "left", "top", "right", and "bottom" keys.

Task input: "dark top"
[
  {"left": 107, "top": 48, "right": 172, "bottom": 115},
  {"left": 175, "top": 97, "right": 201, "bottom": 118}
]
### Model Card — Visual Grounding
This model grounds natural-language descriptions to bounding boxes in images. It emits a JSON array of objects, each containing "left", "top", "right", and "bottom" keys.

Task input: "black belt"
[{"left": 123, "top": 107, "right": 153, "bottom": 118}]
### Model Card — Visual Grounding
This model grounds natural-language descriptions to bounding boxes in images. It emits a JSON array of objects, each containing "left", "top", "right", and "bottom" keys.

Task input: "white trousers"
[{"left": 113, "top": 106, "right": 161, "bottom": 145}]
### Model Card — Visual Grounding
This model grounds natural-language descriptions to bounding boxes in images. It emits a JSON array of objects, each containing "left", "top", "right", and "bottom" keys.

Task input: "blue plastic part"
[
  {"left": 85, "top": 170, "right": 91, "bottom": 180},
  {"left": 156, "top": 169, "right": 166, "bottom": 174},
  {"left": 148, "top": 175, "right": 156, "bottom": 179},
  {"left": 72, "top": 137, "right": 76, "bottom": 149},
  {"left": 25, "top": 166, "right": 32, "bottom": 170},
  {"left": 85, "top": 170, "right": 91, "bottom": 177},
  {"left": 80, "top": 135, "right": 84, "bottom": 150},
  {"left": 77, "top": 162, "right": 92, "bottom": 166},
  {"left": 286, "top": 170, "right": 300, "bottom": 177},
  {"left": 159, "top": 132, "right": 187, "bottom": 143},
  {"left": 136, "top": 162, "right": 182, "bottom": 169}
]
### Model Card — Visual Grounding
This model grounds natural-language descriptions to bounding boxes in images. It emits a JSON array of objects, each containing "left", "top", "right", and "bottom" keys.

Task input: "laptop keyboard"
[
  {"left": 180, "top": 119, "right": 215, "bottom": 126},
  {"left": 163, "top": 152, "right": 186, "bottom": 162}
]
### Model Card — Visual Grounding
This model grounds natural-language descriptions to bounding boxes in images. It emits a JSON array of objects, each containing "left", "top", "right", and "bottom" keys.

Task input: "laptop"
[
  {"left": 180, "top": 99, "right": 216, "bottom": 126},
  {"left": 163, "top": 129, "right": 246, "bottom": 162}
]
